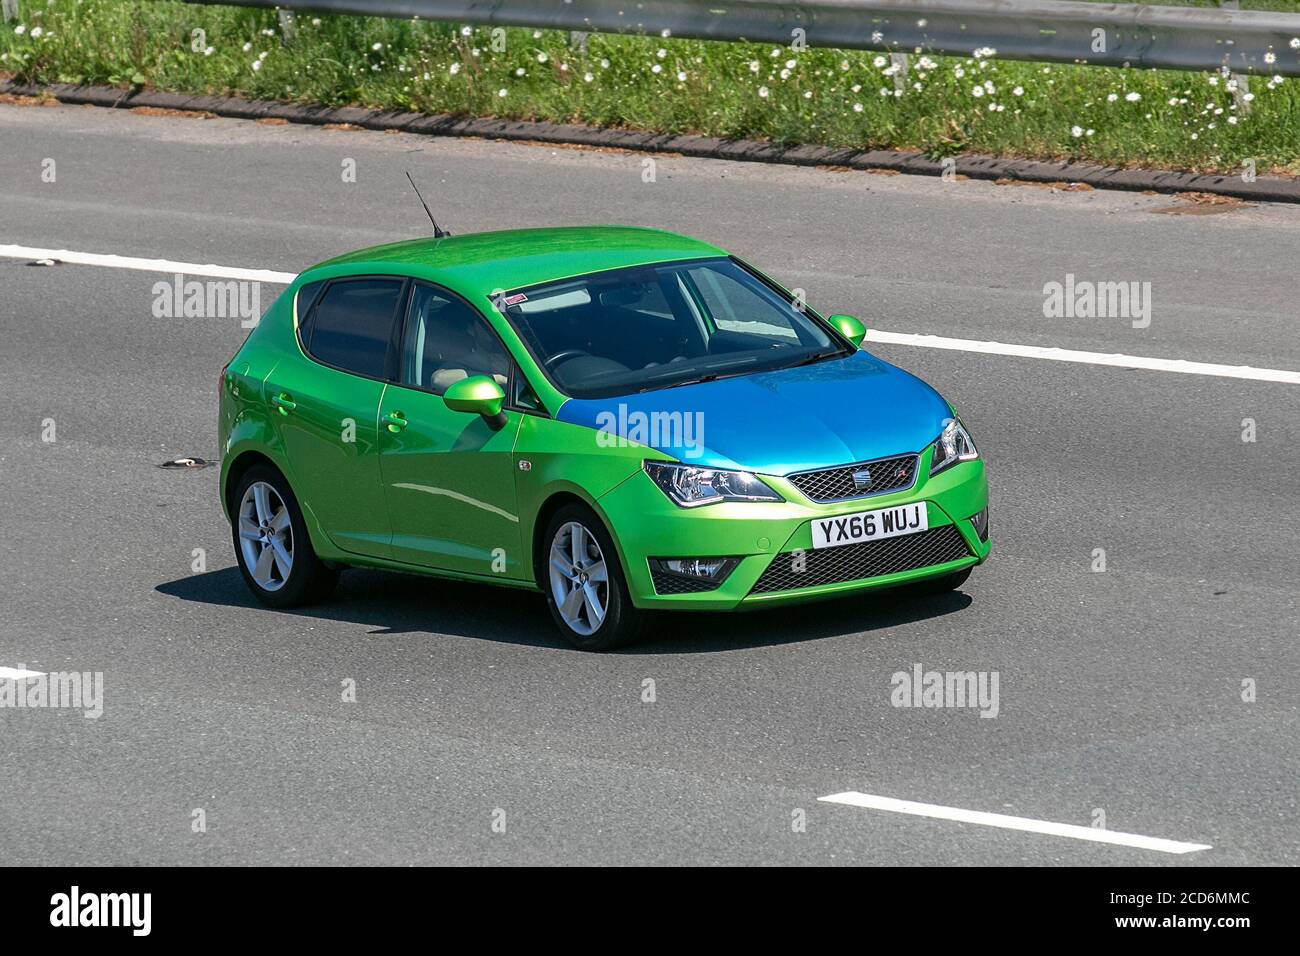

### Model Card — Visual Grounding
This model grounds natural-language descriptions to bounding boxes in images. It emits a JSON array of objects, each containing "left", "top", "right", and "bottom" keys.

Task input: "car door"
[
  {"left": 377, "top": 281, "right": 528, "bottom": 579},
  {"left": 265, "top": 276, "right": 407, "bottom": 560}
]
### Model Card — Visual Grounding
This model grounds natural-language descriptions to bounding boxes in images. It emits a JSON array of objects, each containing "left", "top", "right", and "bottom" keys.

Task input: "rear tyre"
[
  {"left": 230, "top": 464, "right": 339, "bottom": 608},
  {"left": 542, "top": 503, "right": 642, "bottom": 651}
]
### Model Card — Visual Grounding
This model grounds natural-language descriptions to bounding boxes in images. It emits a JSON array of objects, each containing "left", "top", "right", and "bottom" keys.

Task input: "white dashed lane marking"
[
  {"left": 819, "top": 792, "right": 1213, "bottom": 854},
  {"left": 4, "top": 242, "right": 1298, "bottom": 385},
  {"left": 0, "top": 667, "right": 47, "bottom": 680}
]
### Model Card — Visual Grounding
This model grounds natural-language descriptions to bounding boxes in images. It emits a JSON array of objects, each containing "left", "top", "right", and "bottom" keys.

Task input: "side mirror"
[
  {"left": 442, "top": 375, "right": 508, "bottom": 430},
  {"left": 827, "top": 314, "right": 867, "bottom": 349}
]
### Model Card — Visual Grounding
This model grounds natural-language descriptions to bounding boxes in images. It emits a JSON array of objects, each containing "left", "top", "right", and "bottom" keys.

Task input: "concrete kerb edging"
[{"left": 4, "top": 80, "right": 1297, "bottom": 204}]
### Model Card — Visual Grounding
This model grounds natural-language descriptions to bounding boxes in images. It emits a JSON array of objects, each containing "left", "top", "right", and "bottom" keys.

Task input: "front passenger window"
[{"left": 402, "top": 284, "right": 510, "bottom": 395}]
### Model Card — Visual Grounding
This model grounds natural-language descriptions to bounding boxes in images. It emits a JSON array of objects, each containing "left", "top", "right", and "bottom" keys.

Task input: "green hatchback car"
[{"left": 219, "top": 226, "right": 989, "bottom": 650}]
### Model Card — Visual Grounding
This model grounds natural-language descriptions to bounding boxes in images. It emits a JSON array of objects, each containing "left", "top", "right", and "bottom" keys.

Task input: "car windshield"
[{"left": 497, "top": 257, "right": 846, "bottom": 399}]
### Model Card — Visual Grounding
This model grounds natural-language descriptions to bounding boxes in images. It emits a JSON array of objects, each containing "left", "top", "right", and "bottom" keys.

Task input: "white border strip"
[
  {"left": 3, "top": 242, "right": 1297, "bottom": 385},
  {"left": 867, "top": 329, "right": 1300, "bottom": 385},
  {"left": 0, "top": 244, "right": 296, "bottom": 284},
  {"left": 819, "top": 791, "right": 1212, "bottom": 854},
  {"left": 0, "top": 667, "right": 47, "bottom": 680}
]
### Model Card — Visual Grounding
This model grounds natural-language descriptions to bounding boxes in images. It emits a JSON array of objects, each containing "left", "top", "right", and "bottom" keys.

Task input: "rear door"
[
  {"left": 377, "top": 281, "right": 528, "bottom": 579},
  {"left": 265, "top": 276, "right": 407, "bottom": 559}
]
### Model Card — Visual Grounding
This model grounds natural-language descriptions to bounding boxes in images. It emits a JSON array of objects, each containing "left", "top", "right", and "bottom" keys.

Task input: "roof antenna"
[{"left": 404, "top": 171, "right": 451, "bottom": 238}]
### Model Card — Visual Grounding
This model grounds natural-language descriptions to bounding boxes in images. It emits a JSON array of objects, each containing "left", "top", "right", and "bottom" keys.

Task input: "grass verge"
[{"left": 2, "top": 0, "right": 1300, "bottom": 174}]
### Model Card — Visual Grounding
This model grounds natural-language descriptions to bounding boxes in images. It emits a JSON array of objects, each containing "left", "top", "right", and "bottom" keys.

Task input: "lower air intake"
[{"left": 750, "top": 525, "right": 971, "bottom": 594}]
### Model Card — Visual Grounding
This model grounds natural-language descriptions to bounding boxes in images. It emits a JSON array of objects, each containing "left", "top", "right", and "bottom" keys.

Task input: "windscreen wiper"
[{"left": 785, "top": 348, "right": 846, "bottom": 369}]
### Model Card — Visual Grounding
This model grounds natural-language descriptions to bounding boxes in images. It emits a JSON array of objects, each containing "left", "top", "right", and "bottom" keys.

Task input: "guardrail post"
[
  {"left": 277, "top": 7, "right": 297, "bottom": 45},
  {"left": 1, "top": 0, "right": 18, "bottom": 24},
  {"left": 1220, "top": 0, "right": 1251, "bottom": 113}
]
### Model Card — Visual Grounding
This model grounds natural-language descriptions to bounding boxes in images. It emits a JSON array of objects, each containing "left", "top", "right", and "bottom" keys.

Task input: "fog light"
[
  {"left": 650, "top": 557, "right": 739, "bottom": 582},
  {"left": 969, "top": 507, "right": 989, "bottom": 542}
]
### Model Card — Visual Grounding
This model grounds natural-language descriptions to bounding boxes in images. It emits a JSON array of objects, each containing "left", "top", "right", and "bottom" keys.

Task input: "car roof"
[{"left": 308, "top": 226, "right": 727, "bottom": 296}]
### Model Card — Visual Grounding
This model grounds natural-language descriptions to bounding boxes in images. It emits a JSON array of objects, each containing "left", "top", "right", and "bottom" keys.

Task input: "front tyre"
[
  {"left": 543, "top": 504, "right": 642, "bottom": 651},
  {"left": 230, "top": 464, "right": 339, "bottom": 608}
]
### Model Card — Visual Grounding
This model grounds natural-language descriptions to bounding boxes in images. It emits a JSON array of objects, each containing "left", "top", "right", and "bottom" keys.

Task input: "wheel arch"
[
  {"left": 222, "top": 450, "right": 284, "bottom": 521},
  {"left": 530, "top": 490, "right": 628, "bottom": 592}
]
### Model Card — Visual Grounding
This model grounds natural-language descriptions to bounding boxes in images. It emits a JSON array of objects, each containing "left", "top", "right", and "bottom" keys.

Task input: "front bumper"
[{"left": 597, "top": 449, "right": 990, "bottom": 610}]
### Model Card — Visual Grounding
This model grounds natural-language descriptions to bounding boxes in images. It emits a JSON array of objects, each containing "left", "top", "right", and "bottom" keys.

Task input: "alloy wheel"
[
  {"left": 548, "top": 520, "right": 609, "bottom": 636},
  {"left": 238, "top": 480, "right": 294, "bottom": 592}
]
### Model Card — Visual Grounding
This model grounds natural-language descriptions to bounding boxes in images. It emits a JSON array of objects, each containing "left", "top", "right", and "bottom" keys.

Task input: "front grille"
[
  {"left": 750, "top": 525, "right": 971, "bottom": 594},
  {"left": 787, "top": 453, "right": 919, "bottom": 503}
]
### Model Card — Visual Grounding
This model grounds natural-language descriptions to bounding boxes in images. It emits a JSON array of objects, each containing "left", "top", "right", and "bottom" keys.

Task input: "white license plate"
[{"left": 811, "top": 502, "right": 928, "bottom": 549}]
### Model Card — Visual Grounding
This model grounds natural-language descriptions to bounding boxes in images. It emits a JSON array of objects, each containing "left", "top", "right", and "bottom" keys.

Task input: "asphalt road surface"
[{"left": 1, "top": 103, "right": 1297, "bottom": 866}]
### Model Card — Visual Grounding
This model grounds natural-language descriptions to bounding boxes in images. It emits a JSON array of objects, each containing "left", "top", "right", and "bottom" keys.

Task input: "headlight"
[
  {"left": 929, "top": 418, "right": 978, "bottom": 475},
  {"left": 644, "top": 461, "right": 782, "bottom": 508}
]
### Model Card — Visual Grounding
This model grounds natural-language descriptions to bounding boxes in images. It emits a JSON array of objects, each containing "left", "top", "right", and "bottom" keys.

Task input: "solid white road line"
[
  {"left": 0, "top": 243, "right": 296, "bottom": 284},
  {"left": 0, "top": 667, "right": 47, "bottom": 680},
  {"left": 3, "top": 242, "right": 1298, "bottom": 385},
  {"left": 819, "top": 792, "right": 1212, "bottom": 854},
  {"left": 866, "top": 329, "right": 1300, "bottom": 385}
]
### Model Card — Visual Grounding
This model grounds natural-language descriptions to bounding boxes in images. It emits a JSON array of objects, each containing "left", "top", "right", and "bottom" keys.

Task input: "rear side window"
[
  {"left": 295, "top": 280, "right": 326, "bottom": 327},
  {"left": 305, "top": 278, "right": 405, "bottom": 380}
]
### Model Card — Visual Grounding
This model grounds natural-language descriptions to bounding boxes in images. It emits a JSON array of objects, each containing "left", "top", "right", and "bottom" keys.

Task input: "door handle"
[
  {"left": 271, "top": 392, "right": 296, "bottom": 414},
  {"left": 384, "top": 411, "right": 408, "bottom": 432}
]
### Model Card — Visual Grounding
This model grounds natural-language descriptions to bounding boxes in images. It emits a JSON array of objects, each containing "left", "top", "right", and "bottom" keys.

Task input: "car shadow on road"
[{"left": 156, "top": 566, "right": 972, "bottom": 654}]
